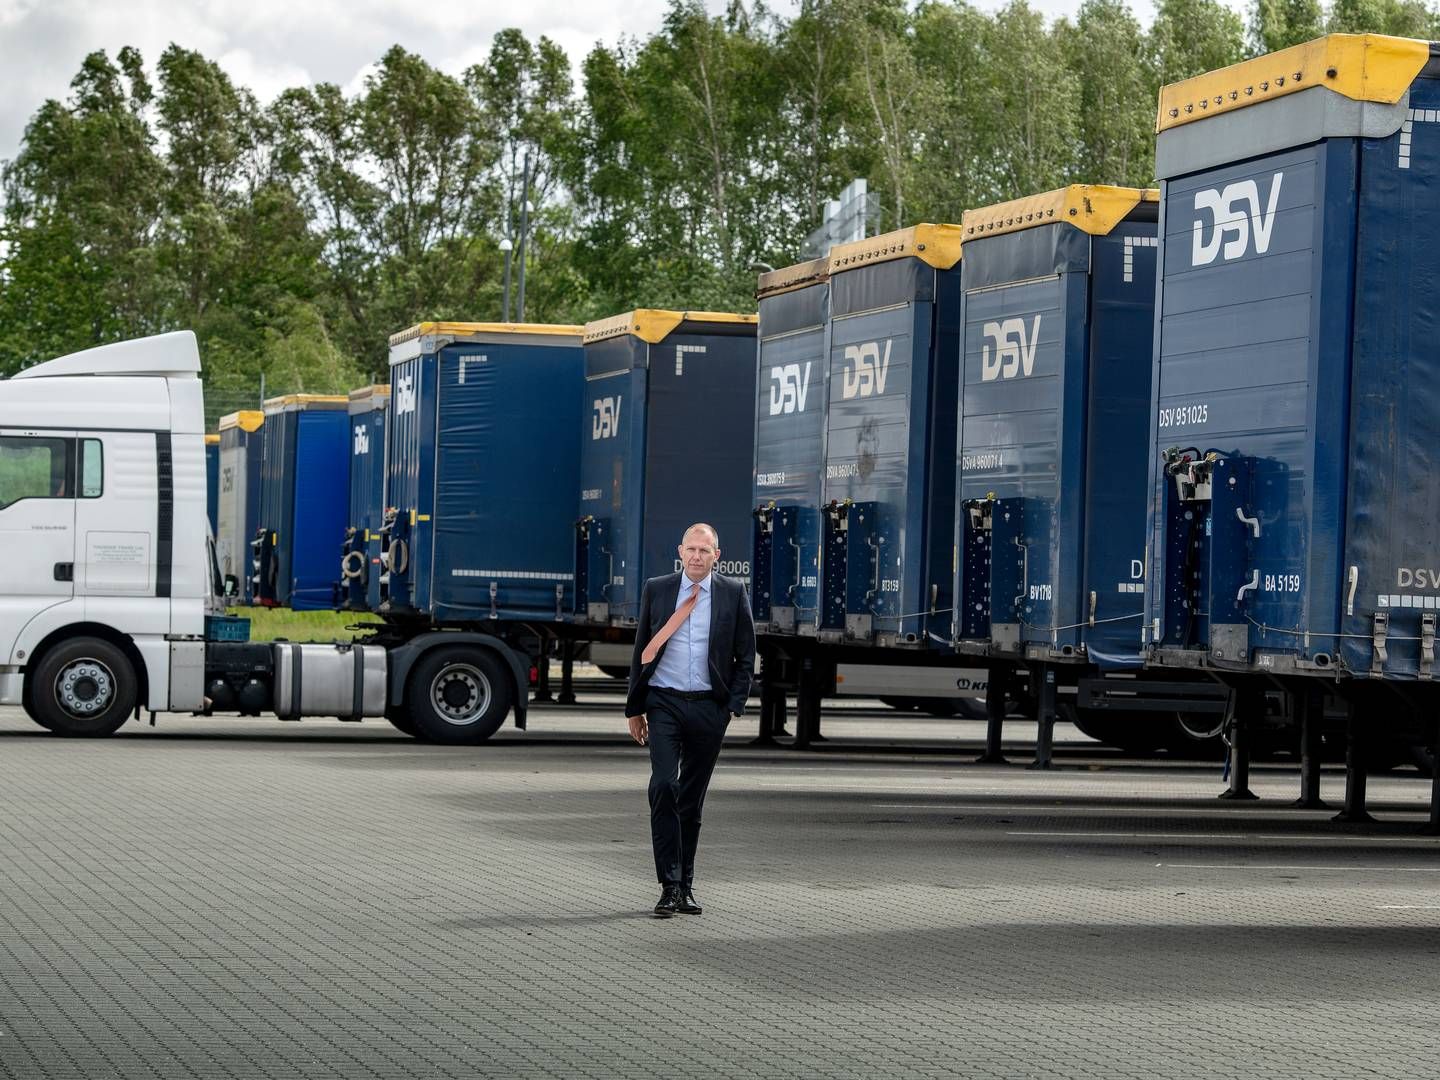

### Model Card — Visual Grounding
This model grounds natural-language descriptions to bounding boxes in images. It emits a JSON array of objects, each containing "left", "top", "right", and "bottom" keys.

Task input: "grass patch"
[{"left": 227, "top": 607, "right": 383, "bottom": 643}]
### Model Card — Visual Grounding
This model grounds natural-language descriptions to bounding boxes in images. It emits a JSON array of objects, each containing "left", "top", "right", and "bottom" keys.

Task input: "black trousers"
[{"left": 646, "top": 688, "right": 729, "bottom": 886}]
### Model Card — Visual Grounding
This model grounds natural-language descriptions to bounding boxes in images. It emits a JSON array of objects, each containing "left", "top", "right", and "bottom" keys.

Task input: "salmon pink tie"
[{"left": 641, "top": 582, "right": 701, "bottom": 665}]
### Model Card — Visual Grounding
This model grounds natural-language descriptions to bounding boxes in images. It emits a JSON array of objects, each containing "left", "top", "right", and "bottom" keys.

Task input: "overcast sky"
[{"left": 0, "top": 0, "right": 1181, "bottom": 169}]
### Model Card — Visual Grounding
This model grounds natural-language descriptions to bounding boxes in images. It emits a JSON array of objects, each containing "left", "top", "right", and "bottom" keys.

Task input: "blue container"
[
  {"left": 204, "top": 434, "right": 220, "bottom": 538},
  {"left": 1146, "top": 33, "right": 1440, "bottom": 679},
  {"left": 216, "top": 410, "right": 264, "bottom": 602},
  {"left": 384, "top": 322, "right": 584, "bottom": 622},
  {"left": 817, "top": 226, "right": 961, "bottom": 648},
  {"left": 955, "top": 187, "right": 1159, "bottom": 664},
  {"left": 751, "top": 258, "right": 828, "bottom": 634},
  {"left": 575, "top": 310, "right": 758, "bottom": 626},
  {"left": 253, "top": 395, "right": 349, "bottom": 610},
  {"left": 339, "top": 385, "right": 390, "bottom": 611}
]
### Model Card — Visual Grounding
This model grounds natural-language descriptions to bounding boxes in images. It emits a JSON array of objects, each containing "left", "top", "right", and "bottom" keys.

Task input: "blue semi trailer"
[
  {"left": 382, "top": 322, "right": 584, "bottom": 624},
  {"left": 1145, "top": 33, "right": 1440, "bottom": 807},
  {"left": 365, "top": 322, "right": 585, "bottom": 740},
  {"left": 950, "top": 186, "right": 1229, "bottom": 761},
  {"left": 752, "top": 257, "right": 830, "bottom": 638},
  {"left": 574, "top": 309, "right": 758, "bottom": 627},
  {"left": 339, "top": 385, "right": 389, "bottom": 612},
  {"left": 818, "top": 225, "right": 962, "bottom": 650},
  {"left": 252, "top": 395, "right": 350, "bottom": 611}
]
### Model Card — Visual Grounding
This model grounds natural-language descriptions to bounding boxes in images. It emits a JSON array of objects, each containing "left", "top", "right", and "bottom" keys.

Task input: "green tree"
[
  {"left": 1250, "top": 0, "right": 1324, "bottom": 53},
  {"left": 469, "top": 29, "right": 585, "bottom": 321},
  {"left": 1061, "top": 0, "right": 1156, "bottom": 187},
  {"left": 976, "top": 1, "right": 1082, "bottom": 198},
  {"left": 0, "top": 48, "right": 165, "bottom": 371},
  {"left": 770, "top": 0, "right": 868, "bottom": 250},
  {"left": 1327, "top": 0, "right": 1438, "bottom": 36},
  {"left": 1149, "top": 0, "right": 1247, "bottom": 84},
  {"left": 907, "top": 1, "right": 991, "bottom": 221}
]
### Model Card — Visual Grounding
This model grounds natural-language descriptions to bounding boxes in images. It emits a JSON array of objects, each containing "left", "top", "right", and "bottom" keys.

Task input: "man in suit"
[{"left": 627, "top": 522, "right": 756, "bottom": 917}]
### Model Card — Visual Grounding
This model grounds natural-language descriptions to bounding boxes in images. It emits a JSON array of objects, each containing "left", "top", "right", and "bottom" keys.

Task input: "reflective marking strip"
[
  {"left": 675, "top": 343, "right": 705, "bottom": 375},
  {"left": 1379, "top": 594, "right": 1439, "bottom": 609},
  {"left": 451, "top": 569, "right": 575, "bottom": 581},
  {"left": 1399, "top": 108, "right": 1438, "bottom": 169},
  {"left": 1122, "top": 235, "right": 1157, "bottom": 282}
]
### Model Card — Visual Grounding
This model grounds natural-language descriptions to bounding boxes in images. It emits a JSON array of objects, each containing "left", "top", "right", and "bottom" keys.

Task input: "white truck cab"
[
  {"left": 0, "top": 332, "right": 213, "bottom": 731},
  {"left": 0, "top": 332, "right": 528, "bottom": 741}
]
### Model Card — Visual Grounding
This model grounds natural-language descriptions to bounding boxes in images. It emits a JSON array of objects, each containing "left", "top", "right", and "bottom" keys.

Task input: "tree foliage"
[{"left": 0, "top": 0, "right": 1427, "bottom": 387}]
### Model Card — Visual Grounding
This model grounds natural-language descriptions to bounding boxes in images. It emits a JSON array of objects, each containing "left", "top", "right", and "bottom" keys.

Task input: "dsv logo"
[
  {"left": 1192, "top": 172, "right": 1283, "bottom": 266},
  {"left": 353, "top": 426, "right": 370, "bottom": 456},
  {"left": 841, "top": 341, "right": 891, "bottom": 399},
  {"left": 394, "top": 375, "right": 417, "bottom": 416},
  {"left": 592, "top": 396, "right": 622, "bottom": 440},
  {"left": 980, "top": 316, "right": 1041, "bottom": 382},
  {"left": 768, "top": 362, "right": 812, "bottom": 416}
]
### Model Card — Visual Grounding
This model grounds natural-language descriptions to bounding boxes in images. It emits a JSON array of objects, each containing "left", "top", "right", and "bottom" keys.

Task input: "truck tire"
[
  {"left": 386, "top": 708, "right": 420, "bottom": 738},
  {"left": 405, "top": 646, "right": 512, "bottom": 744},
  {"left": 31, "top": 637, "right": 137, "bottom": 737},
  {"left": 21, "top": 699, "right": 55, "bottom": 731},
  {"left": 597, "top": 664, "right": 631, "bottom": 680}
]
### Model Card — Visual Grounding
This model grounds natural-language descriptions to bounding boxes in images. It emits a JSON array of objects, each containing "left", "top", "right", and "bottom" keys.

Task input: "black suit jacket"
[{"left": 626, "top": 571, "right": 756, "bottom": 718}]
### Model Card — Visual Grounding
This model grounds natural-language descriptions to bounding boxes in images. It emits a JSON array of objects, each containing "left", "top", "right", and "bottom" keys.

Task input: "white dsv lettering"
[
  {"left": 394, "top": 375, "right": 417, "bottom": 416},
  {"left": 353, "top": 426, "right": 370, "bottom": 456},
  {"left": 841, "top": 340, "right": 891, "bottom": 399},
  {"left": 768, "top": 362, "right": 812, "bottom": 415},
  {"left": 1192, "top": 172, "right": 1283, "bottom": 266},
  {"left": 592, "top": 396, "right": 622, "bottom": 440},
  {"left": 980, "top": 316, "right": 1041, "bottom": 382}
]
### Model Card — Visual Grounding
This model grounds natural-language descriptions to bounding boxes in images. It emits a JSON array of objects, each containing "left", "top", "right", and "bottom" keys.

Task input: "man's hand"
[{"left": 627, "top": 714, "right": 648, "bottom": 745}]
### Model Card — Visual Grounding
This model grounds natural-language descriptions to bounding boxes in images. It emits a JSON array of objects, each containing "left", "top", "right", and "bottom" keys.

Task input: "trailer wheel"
[
  {"left": 406, "top": 646, "right": 512, "bottom": 744},
  {"left": 31, "top": 637, "right": 136, "bottom": 737}
]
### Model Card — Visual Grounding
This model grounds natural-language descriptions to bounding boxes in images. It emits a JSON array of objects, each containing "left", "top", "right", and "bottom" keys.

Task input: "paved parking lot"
[{"left": 0, "top": 695, "right": 1437, "bottom": 1080}]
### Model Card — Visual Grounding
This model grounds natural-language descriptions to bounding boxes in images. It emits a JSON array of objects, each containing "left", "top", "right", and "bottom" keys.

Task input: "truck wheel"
[
  {"left": 21, "top": 699, "right": 55, "bottom": 731},
  {"left": 31, "top": 637, "right": 136, "bottom": 737},
  {"left": 386, "top": 708, "right": 420, "bottom": 738},
  {"left": 406, "top": 646, "right": 513, "bottom": 744}
]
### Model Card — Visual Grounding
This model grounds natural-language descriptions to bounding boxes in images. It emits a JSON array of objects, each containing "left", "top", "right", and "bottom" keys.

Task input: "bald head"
[
  {"left": 683, "top": 523, "right": 719, "bottom": 548},
  {"left": 678, "top": 523, "right": 720, "bottom": 582}
]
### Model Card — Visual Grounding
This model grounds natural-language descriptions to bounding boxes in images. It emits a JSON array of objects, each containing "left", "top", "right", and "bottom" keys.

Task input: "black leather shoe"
[
  {"left": 653, "top": 885, "right": 682, "bottom": 918},
  {"left": 677, "top": 888, "right": 702, "bottom": 915}
]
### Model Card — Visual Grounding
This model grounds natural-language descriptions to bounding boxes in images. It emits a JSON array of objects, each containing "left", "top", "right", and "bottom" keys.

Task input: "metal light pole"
[
  {"left": 499, "top": 235, "right": 514, "bottom": 322},
  {"left": 500, "top": 185, "right": 514, "bottom": 323},
  {"left": 517, "top": 150, "right": 532, "bottom": 322}
]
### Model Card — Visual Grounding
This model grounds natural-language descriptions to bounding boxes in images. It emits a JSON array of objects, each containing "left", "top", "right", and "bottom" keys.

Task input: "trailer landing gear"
[
  {"left": 1333, "top": 703, "right": 1374, "bottom": 824},
  {"left": 976, "top": 667, "right": 1009, "bottom": 766},
  {"left": 1028, "top": 666, "right": 1056, "bottom": 771},
  {"left": 1293, "top": 687, "right": 1326, "bottom": 810},
  {"left": 1219, "top": 693, "right": 1258, "bottom": 801}
]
